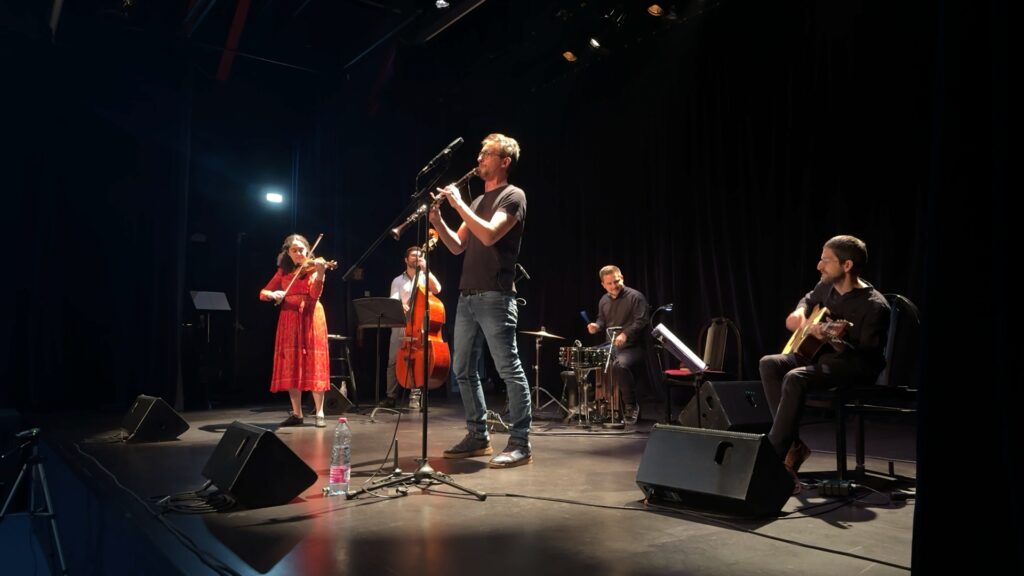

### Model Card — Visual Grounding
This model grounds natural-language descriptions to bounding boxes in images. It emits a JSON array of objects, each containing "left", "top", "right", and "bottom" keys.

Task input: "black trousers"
[
  {"left": 759, "top": 352, "right": 871, "bottom": 460},
  {"left": 607, "top": 346, "right": 645, "bottom": 406}
]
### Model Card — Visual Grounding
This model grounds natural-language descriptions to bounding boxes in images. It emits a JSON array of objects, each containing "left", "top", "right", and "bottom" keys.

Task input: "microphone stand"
[
  {"left": 341, "top": 170, "right": 442, "bottom": 284},
  {"left": 348, "top": 162, "right": 486, "bottom": 502}
]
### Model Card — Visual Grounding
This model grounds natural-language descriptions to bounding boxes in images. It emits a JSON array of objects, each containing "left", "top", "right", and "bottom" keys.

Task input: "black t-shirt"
[{"left": 459, "top": 184, "right": 526, "bottom": 292}]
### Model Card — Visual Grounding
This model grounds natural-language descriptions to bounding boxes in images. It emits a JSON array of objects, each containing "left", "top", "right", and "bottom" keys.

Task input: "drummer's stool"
[{"left": 326, "top": 334, "right": 357, "bottom": 413}]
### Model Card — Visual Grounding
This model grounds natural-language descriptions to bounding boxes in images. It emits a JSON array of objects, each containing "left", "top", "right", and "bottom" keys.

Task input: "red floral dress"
[{"left": 262, "top": 268, "right": 330, "bottom": 392}]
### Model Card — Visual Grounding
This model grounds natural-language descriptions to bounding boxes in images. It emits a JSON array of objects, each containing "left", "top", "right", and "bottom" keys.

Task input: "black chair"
[
  {"left": 806, "top": 294, "right": 921, "bottom": 480},
  {"left": 662, "top": 317, "right": 742, "bottom": 423}
]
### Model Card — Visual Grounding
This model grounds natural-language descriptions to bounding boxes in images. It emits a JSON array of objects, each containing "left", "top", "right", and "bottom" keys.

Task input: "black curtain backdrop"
[{"left": 1, "top": 0, "right": 1016, "bottom": 570}]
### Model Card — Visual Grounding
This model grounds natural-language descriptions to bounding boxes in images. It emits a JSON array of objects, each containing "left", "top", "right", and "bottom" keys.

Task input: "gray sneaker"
[
  {"left": 443, "top": 434, "right": 493, "bottom": 459},
  {"left": 488, "top": 442, "right": 533, "bottom": 468}
]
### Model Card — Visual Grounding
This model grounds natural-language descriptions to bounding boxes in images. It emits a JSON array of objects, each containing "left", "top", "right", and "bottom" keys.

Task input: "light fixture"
[
  {"left": 647, "top": 4, "right": 665, "bottom": 17},
  {"left": 265, "top": 192, "right": 284, "bottom": 204},
  {"left": 562, "top": 51, "right": 578, "bottom": 62},
  {"left": 435, "top": 0, "right": 450, "bottom": 8},
  {"left": 588, "top": 37, "right": 601, "bottom": 49}
]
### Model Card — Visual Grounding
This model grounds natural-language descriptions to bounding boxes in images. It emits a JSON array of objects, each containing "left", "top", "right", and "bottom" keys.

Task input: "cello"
[{"left": 395, "top": 230, "right": 451, "bottom": 390}]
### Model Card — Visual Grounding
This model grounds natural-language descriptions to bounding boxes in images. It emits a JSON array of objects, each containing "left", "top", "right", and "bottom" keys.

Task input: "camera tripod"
[{"left": 0, "top": 429, "right": 68, "bottom": 574}]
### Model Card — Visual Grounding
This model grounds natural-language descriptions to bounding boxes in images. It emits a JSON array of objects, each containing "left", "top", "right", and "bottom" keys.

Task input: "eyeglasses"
[
  {"left": 819, "top": 257, "right": 838, "bottom": 263},
  {"left": 477, "top": 150, "right": 502, "bottom": 159}
]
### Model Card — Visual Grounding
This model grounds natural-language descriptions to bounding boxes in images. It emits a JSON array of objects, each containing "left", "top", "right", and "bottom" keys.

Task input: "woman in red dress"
[{"left": 259, "top": 234, "right": 331, "bottom": 427}]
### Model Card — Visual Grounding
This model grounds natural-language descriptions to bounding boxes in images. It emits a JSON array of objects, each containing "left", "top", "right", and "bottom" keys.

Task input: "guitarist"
[{"left": 759, "top": 235, "right": 890, "bottom": 494}]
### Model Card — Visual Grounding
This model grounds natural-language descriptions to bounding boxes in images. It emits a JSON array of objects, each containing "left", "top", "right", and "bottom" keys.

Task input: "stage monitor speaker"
[
  {"left": 323, "top": 383, "right": 353, "bottom": 415},
  {"left": 202, "top": 421, "right": 317, "bottom": 508},
  {"left": 678, "top": 380, "right": 772, "bottom": 433},
  {"left": 636, "top": 424, "right": 792, "bottom": 516},
  {"left": 120, "top": 395, "right": 190, "bottom": 442}
]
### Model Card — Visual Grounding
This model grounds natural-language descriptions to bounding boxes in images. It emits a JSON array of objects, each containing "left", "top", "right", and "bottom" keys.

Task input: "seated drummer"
[{"left": 586, "top": 265, "right": 651, "bottom": 424}]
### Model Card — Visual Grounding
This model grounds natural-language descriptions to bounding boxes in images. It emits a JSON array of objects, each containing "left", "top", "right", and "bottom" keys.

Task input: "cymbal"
[{"left": 519, "top": 329, "right": 565, "bottom": 340}]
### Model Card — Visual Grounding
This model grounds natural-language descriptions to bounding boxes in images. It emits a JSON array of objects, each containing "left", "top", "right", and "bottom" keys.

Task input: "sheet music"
[{"left": 652, "top": 323, "right": 707, "bottom": 372}]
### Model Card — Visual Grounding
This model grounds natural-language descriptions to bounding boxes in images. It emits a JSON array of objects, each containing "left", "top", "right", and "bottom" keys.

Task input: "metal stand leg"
[
  {"left": 532, "top": 335, "right": 569, "bottom": 415},
  {"left": 565, "top": 366, "right": 594, "bottom": 427},
  {"left": 0, "top": 440, "right": 68, "bottom": 575}
]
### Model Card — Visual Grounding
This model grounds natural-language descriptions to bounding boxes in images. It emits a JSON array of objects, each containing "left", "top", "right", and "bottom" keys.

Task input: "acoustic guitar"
[{"left": 782, "top": 305, "right": 852, "bottom": 359}]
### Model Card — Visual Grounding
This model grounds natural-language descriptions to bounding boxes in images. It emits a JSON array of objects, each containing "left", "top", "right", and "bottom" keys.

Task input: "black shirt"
[
  {"left": 595, "top": 285, "right": 650, "bottom": 349},
  {"left": 797, "top": 280, "right": 890, "bottom": 374},
  {"left": 459, "top": 184, "right": 526, "bottom": 292}
]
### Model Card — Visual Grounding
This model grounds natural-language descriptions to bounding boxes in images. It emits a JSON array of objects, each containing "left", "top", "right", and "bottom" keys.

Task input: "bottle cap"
[{"left": 338, "top": 417, "right": 348, "bottom": 423}]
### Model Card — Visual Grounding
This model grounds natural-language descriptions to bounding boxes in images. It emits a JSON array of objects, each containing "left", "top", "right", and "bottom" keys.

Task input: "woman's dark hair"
[{"left": 276, "top": 234, "right": 311, "bottom": 270}]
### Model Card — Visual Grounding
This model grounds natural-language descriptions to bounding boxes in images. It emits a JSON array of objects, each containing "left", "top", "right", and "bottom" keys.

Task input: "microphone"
[
  {"left": 419, "top": 137, "right": 464, "bottom": 174},
  {"left": 15, "top": 427, "right": 40, "bottom": 439},
  {"left": 515, "top": 263, "right": 530, "bottom": 280}
]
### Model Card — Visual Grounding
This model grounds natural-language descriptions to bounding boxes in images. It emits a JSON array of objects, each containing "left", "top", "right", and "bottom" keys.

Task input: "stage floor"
[{"left": 20, "top": 397, "right": 916, "bottom": 575}]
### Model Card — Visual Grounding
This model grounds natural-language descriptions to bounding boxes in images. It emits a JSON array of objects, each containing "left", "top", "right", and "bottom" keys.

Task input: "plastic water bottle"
[
  {"left": 327, "top": 417, "right": 351, "bottom": 497},
  {"left": 409, "top": 388, "right": 422, "bottom": 410}
]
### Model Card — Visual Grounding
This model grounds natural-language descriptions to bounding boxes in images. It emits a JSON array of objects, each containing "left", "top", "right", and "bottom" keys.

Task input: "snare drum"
[
  {"left": 557, "top": 346, "right": 579, "bottom": 368},
  {"left": 579, "top": 347, "right": 609, "bottom": 368}
]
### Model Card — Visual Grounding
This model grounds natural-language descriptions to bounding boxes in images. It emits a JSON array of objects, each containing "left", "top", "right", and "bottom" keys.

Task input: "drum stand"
[
  {"left": 602, "top": 328, "right": 627, "bottom": 428},
  {"left": 530, "top": 333, "right": 569, "bottom": 415},
  {"left": 564, "top": 364, "right": 601, "bottom": 427},
  {"left": 598, "top": 346, "right": 624, "bottom": 429}
]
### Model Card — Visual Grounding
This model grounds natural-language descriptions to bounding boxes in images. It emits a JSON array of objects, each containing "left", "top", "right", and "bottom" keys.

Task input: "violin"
[
  {"left": 275, "top": 233, "right": 337, "bottom": 306},
  {"left": 295, "top": 256, "right": 338, "bottom": 275},
  {"left": 395, "top": 229, "right": 450, "bottom": 390}
]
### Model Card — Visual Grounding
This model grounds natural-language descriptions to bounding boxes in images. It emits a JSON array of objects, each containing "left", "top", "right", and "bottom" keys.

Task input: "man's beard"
[{"left": 823, "top": 270, "right": 846, "bottom": 285}]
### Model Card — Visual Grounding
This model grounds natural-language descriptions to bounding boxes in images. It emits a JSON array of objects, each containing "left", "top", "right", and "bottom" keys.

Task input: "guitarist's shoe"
[{"left": 784, "top": 438, "right": 812, "bottom": 472}]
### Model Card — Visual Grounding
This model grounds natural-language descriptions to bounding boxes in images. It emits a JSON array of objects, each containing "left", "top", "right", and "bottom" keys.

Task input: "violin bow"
[{"left": 275, "top": 233, "right": 324, "bottom": 306}]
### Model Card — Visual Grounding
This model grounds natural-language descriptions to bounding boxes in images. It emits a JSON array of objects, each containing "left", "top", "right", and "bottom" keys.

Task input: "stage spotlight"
[
  {"left": 265, "top": 192, "right": 284, "bottom": 204},
  {"left": 588, "top": 37, "right": 601, "bottom": 49},
  {"left": 562, "top": 51, "right": 578, "bottom": 62},
  {"left": 435, "top": 0, "right": 450, "bottom": 8},
  {"left": 647, "top": 4, "right": 665, "bottom": 17}
]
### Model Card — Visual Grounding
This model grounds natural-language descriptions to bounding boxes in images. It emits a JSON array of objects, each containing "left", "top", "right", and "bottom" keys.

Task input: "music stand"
[
  {"left": 189, "top": 291, "right": 231, "bottom": 410},
  {"left": 352, "top": 297, "right": 406, "bottom": 407},
  {"left": 652, "top": 323, "right": 710, "bottom": 427},
  {"left": 190, "top": 291, "right": 231, "bottom": 343}
]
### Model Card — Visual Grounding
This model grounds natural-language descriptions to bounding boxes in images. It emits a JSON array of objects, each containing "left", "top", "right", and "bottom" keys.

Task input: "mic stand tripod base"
[
  {"left": 348, "top": 458, "right": 487, "bottom": 501},
  {"left": 485, "top": 409, "right": 509, "bottom": 433}
]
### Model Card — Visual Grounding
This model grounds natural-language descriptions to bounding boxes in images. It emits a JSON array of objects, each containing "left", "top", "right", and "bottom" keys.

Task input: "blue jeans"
[{"left": 453, "top": 291, "right": 532, "bottom": 445}]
